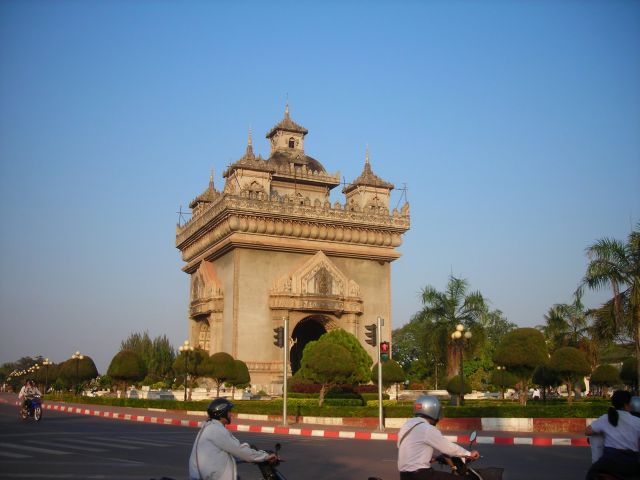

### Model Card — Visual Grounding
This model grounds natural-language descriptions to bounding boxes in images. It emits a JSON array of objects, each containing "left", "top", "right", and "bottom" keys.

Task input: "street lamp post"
[
  {"left": 450, "top": 324, "right": 472, "bottom": 406},
  {"left": 496, "top": 365, "right": 507, "bottom": 399},
  {"left": 71, "top": 351, "right": 84, "bottom": 395},
  {"left": 42, "top": 359, "right": 52, "bottom": 394},
  {"left": 30, "top": 364, "right": 40, "bottom": 388},
  {"left": 179, "top": 340, "right": 194, "bottom": 402}
]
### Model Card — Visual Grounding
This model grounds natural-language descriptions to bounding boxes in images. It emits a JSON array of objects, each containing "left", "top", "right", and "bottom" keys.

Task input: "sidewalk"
[{"left": 0, "top": 394, "right": 588, "bottom": 447}]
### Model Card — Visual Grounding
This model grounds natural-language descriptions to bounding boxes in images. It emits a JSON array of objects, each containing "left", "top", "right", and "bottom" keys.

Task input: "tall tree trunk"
[
  {"left": 636, "top": 311, "right": 640, "bottom": 395},
  {"left": 318, "top": 384, "right": 326, "bottom": 407},
  {"left": 446, "top": 345, "right": 458, "bottom": 378}
]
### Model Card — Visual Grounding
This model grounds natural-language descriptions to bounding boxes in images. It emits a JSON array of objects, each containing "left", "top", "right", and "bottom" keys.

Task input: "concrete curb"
[{"left": 1, "top": 398, "right": 589, "bottom": 447}]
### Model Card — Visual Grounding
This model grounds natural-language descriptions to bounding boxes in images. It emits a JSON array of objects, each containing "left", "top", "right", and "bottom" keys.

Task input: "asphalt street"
[{"left": 0, "top": 402, "right": 593, "bottom": 479}]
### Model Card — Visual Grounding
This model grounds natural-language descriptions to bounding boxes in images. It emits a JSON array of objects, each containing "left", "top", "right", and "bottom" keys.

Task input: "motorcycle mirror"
[
  {"left": 275, "top": 443, "right": 281, "bottom": 453},
  {"left": 469, "top": 431, "right": 477, "bottom": 445}
]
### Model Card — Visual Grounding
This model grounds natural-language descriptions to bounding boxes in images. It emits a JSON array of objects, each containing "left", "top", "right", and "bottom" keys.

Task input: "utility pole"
[
  {"left": 283, "top": 316, "right": 289, "bottom": 426},
  {"left": 376, "top": 316, "right": 384, "bottom": 431}
]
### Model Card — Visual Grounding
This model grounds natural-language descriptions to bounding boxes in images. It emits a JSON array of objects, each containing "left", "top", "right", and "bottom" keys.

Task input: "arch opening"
[{"left": 290, "top": 316, "right": 327, "bottom": 374}]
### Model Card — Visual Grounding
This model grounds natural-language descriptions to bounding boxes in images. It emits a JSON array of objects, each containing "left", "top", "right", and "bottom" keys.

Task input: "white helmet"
[{"left": 414, "top": 395, "right": 442, "bottom": 421}]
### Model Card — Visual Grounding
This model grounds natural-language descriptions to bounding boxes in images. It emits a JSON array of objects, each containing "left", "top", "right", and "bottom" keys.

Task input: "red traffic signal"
[{"left": 380, "top": 341, "right": 390, "bottom": 362}]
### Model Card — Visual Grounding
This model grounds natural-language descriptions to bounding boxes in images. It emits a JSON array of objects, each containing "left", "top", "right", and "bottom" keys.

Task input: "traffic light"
[
  {"left": 380, "top": 341, "right": 390, "bottom": 362},
  {"left": 365, "top": 323, "right": 377, "bottom": 346},
  {"left": 273, "top": 326, "right": 284, "bottom": 348}
]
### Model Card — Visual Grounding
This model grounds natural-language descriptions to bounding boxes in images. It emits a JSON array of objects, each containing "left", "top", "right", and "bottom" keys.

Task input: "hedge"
[{"left": 43, "top": 394, "right": 612, "bottom": 418}]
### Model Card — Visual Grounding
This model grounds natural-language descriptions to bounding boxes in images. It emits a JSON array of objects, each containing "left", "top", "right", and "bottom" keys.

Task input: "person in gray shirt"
[{"left": 189, "top": 398, "right": 276, "bottom": 480}]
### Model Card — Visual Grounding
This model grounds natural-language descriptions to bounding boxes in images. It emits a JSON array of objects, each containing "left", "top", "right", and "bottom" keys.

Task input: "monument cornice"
[
  {"left": 176, "top": 194, "right": 410, "bottom": 251},
  {"left": 181, "top": 232, "right": 403, "bottom": 273}
]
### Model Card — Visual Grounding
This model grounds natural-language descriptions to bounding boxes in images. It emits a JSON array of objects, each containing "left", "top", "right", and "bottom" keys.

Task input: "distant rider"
[
  {"left": 18, "top": 379, "right": 41, "bottom": 412},
  {"left": 585, "top": 389, "right": 640, "bottom": 480},
  {"left": 397, "top": 395, "right": 480, "bottom": 479},
  {"left": 188, "top": 397, "right": 276, "bottom": 480}
]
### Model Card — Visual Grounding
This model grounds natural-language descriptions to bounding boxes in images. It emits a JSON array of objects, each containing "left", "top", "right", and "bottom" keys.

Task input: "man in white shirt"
[
  {"left": 397, "top": 395, "right": 479, "bottom": 479},
  {"left": 189, "top": 398, "right": 276, "bottom": 480},
  {"left": 17, "top": 379, "right": 40, "bottom": 412}
]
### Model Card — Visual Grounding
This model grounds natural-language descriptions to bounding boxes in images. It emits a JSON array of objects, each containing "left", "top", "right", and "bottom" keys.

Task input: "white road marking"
[
  {"left": 57, "top": 438, "right": 140, "bottom": 450},
  {"left": 26, "top": 440, "right": 106, "bottom": 453},
  {"left": 0, "top": 442, "right": 70, "bottom": 455}
]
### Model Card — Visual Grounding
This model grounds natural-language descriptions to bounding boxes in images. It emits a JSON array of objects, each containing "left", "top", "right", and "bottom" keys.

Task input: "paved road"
[{"left": 0, "top": 402, "right": 593, "bottom": 479}]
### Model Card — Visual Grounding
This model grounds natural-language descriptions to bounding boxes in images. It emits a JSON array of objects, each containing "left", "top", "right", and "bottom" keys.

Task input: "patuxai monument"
[{"left": 175, "top": 105, "right": 410, "bottom": 392}]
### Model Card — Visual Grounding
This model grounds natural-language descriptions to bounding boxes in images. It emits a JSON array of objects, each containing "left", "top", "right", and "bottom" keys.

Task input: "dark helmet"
[
  {"left": 413, "top": 395, "right": 442, "bottom": 422},
  {"left": 207, "top": 398, "right": 234, "bottom": 422}
]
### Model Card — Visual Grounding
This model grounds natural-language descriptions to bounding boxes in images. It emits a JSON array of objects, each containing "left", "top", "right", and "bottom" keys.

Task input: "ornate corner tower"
[{"left": 175, "top": 106, "right": 410, "bottom": 392}]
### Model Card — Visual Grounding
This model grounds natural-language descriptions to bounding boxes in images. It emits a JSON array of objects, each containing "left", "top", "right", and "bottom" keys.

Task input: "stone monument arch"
[
  {"left": 269, "top": 251, "right": 363, "bottom": 374},
  {"left": 176, "top": 106, "right": 410, "bottom": 392}
]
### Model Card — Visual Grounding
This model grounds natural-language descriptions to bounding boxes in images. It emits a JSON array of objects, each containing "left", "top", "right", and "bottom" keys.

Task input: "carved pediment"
[{"left": 271, "top": 251, "right": 360, "bottom": 298}]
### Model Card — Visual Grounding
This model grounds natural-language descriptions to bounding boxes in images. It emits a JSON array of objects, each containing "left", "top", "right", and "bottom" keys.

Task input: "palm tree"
[
  {"left": 539, "top": 290, "right": 593, "bottom": 354},
  {"left": 419, "top": 275, "right": 488, "bottom": 377},
  {"left": 581, "top": 226, "right": 640, "bottom": 391}
]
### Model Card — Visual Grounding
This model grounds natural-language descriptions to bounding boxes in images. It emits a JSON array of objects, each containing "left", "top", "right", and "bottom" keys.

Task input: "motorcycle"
[
  {"left": 253, "top": 432, "right": 504, "bottom": 480},
  {"left": 252, "top": 443, "right": 287, "bottom": 480},
  {"left": 429, "top": 431, "right": 504, "bottom": 480},
  {"left": 20, "top": 395, "right": 43, "bottom": 422}
]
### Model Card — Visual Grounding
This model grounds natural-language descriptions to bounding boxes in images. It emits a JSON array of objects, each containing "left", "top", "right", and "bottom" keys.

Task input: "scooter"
[
  {"left": 430, "top": 431, "right": 504, "bottom": 480},
  {"left": 252, "top": 443, "right": 287, "bottom": 480},
  {"left": 587, "top": 434, "right": 628, "bottom": 480},
  {"left": 19, "top": 395, "right": 42, "bottom": 422},
  {"left": 253, "top": 432, "right": 504, "bottom": 480}
]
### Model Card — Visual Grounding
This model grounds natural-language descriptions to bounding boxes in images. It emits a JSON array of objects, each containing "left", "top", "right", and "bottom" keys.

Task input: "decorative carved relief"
[
  {"left": 189, "top": 261, "right": 224, "bottom": 318},
  {"left": 197, "top": 320, "right": 211, "bottom": 351},
  {"left": 269, "top": 251, "right": 363, "bottom": 315}
]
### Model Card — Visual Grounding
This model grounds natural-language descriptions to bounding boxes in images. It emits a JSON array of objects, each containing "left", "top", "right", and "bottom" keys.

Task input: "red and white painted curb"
[{"left": 1, "top": 399, "right": 588, "bottom": 446}]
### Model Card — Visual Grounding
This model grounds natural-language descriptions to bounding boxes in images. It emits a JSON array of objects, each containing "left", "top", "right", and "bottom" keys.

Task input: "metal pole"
[
  {"left": 184, "top": 352, "right": 189, "bottom": 402},
  {"left": 283, "top": 316, "right": 289, "bottom": 426},
  {"left": 377, "top": 316, "right": 384, "bottom": 431},
  {"left": 459, "top": 344, "right": 464, "bottom": 406}
]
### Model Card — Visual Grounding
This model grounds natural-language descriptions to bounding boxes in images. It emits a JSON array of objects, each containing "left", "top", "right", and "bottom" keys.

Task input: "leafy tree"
[
  {"left": 107, "top": 350, "right": 147, "bottom": 394},
  {"left": 581, "top": 226, "right": 640, "bottom": 391},
  {"left": 60, "top": 356, "right": 99, "bottom": 393},
  {"left": 418, "top": 275, "right": 488, "bottom": 377},
  {"left": 489, "top": 368, "right": 518, "bottom": 399},
  {"left": 149, "top": 335, "right": 176, "bottom": 379},
  {"left": 548, "top": 347, "right": 591, "bottom": 403},
  {"left": 590, "top": 364, "right": 622, "bottom": 397},
  {"left": 34, "top": 362, "right": 61, "bottom": 393},
  {"left": 173, "top": 347, "right": 209, "bottom": 380},
  {"left": 539, "top": 291, "right": 589, "bottom": 351},
  {"left": 225, "top": 359, "right": 251, "bottom": 398},
  {"left": 314, "top": 329, "right": 372, "bottom": 384},
  {"left": 121, "top": 331, "right": 153, "bottom": 366},
  {"left": 298, "top": 342, "right": 355, "bottom": 406},
  {"left": 121, "top": 331, "right": 176, "bottom": 381},
  {"left": 493, "top": 328, "right": 548, "bottom": 405},
  {"left": 371, "top": 359, "right": 406, "bottom": 398},
  {"left": 621, "top": 356, "right": 638, "bottom": 391},
  {"left": 532, "top": 365, "right": 561, "bottom": 402},
  {"left": 201, "top": 352, "right": 236, "bottom": 397},
  {"left": 446, "top": 376, "right": 472, "bottom": 404}
]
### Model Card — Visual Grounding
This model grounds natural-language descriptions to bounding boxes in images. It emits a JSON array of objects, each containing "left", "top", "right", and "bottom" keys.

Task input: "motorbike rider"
[
  {"left": 188, "top": 397, "right": 277, "bottom": 480},
  {"left": 585, "top": 389, "right": 640, "bottom": 480},
  {"left": 17, "top": 379, "right": 41, "bottom": 412},
  {"left": 397, "top": 395, "right": 480, "bottom": 479}
]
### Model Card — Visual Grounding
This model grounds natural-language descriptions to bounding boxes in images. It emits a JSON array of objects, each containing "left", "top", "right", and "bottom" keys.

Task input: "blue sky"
[{"left": 1, "top": 0, "right": 638, "bottom": 372}]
